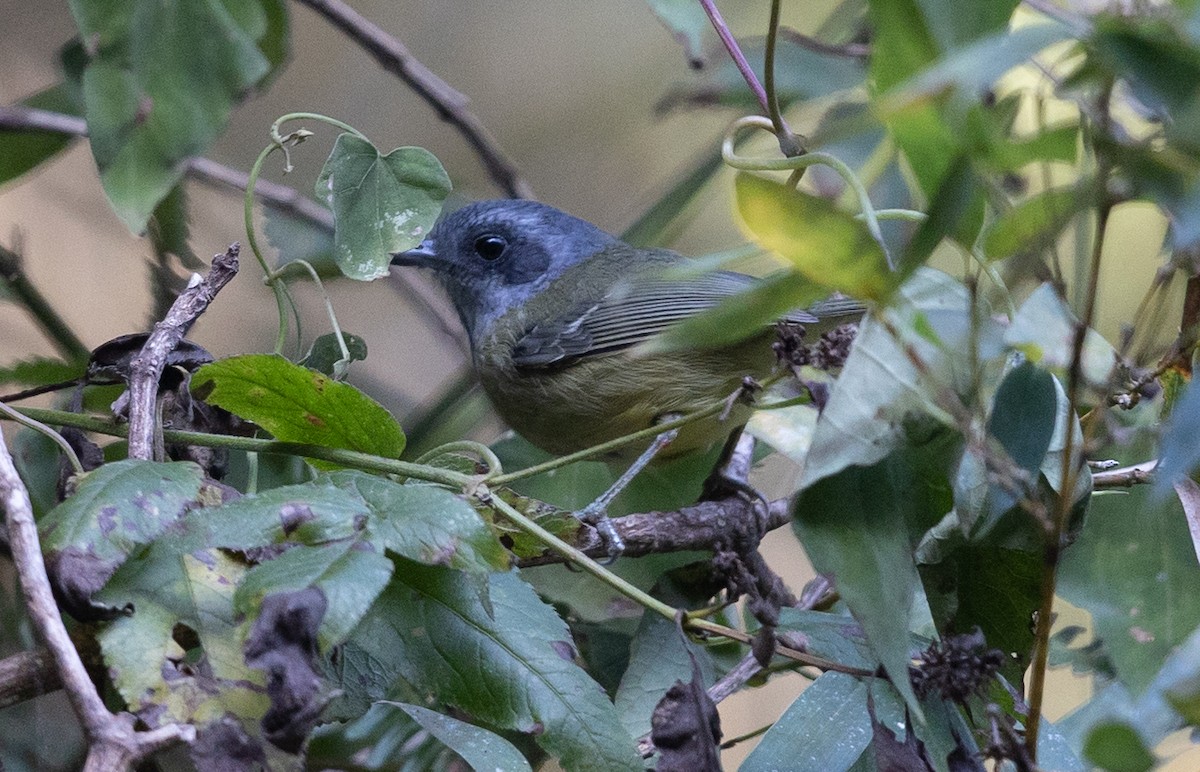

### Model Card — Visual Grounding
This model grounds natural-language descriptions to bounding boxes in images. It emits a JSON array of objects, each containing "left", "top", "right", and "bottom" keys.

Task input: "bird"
[{"left": 391, "top": 199, "right": 863, "bottom": 462}]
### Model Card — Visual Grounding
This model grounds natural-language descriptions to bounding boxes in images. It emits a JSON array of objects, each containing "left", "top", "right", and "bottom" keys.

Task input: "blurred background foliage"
[{"left": 4, "top": 0, "right": 1200, "bottom": 769}]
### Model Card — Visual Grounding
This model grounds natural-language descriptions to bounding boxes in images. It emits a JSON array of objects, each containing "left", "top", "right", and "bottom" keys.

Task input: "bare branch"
[
  {"left": 0, "top": 426, "right": 194, "bottom": 769},
  {"left": 291, "top": 0, "right": 535, "bottom": 199},
  {"left": 0, "top": 648, "right": 61, "bottom": 709},
  {"left": 126, "top": 245, "right": 239, "bottom": 460},
  {"left": 1092, "top": 459, "right": 1156, "bottom": 489}
]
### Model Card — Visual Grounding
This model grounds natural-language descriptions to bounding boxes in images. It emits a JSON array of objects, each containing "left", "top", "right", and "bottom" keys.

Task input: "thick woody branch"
[
  {"left": 0, "top": 429, "right": 194, "bottom": 770},
  {"left": 126, "top": 245, "right": 239, "bottom": 460},
  {"left": 518, "top": 497, "right": 790, "bottom": 567},
  {"left": 292, "top": 0, "right": 535, "bottom": 199},
  {"left": 0, "top": 648, "right": 61, "bottom": 709}
]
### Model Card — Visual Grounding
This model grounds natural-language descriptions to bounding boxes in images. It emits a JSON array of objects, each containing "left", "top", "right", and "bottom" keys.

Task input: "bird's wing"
[{"left": 510, "top": 270, "right": 822, "bottom": 368}]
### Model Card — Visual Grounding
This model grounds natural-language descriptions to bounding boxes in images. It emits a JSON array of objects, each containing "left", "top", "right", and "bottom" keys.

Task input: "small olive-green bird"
[{"left": 391, "top": 199, "right": 862, "bottom": 459}]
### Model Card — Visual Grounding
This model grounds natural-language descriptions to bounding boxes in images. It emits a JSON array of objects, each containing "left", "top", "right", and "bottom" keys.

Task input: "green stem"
[
  {"left": 485, "top": 493, "right": 678, "bottom": 619},
  {"left": 273, "top": 259, "right": 351, "bottom": 370},
  {"left": 763, "top": 0, "right": 802, "bottom": 158},
  {"left": 723, "top": 117, "right": 894, "bottom": 269},
  {"left": 415, "top": 440, "right": 504, "bottom": 477},
  {"left": 487, "top": 401, "right": 729, "bottom": 486},
  {"left": 0, "top": 402, "right": 83, "bottom": 475},
  {"left": 8, "top": 406, "right": 472, "bottom": 488}
]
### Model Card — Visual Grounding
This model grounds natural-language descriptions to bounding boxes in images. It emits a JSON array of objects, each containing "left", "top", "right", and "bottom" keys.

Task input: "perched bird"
[{"left": 391, "top": 199, "right": 862, "bottom": 460}]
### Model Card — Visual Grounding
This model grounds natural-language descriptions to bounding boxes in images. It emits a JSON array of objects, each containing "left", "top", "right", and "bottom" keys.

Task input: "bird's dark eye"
[{"left": 473, "top": 234, "right": 508, "bottom": 261}]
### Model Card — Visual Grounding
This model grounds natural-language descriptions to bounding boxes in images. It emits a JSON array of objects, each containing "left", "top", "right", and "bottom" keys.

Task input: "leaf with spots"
[
  {"left": 235, "top": 541, "right": 394, "bottom": 650},
  {"left": 325, "top": 471, "right": 510, "bottom": 573},
  {"left": 38, "top": 459, "right": 204, "bottom": 615},
  {"left": 316, "top": 133, "right": 451, "bottom": 280},
  {"left": 349, "top": 561, "right": 643, "bottom": 771},
  {"left": 191, "top": 354, "right": 405, "bottom": 465},
  {"left": 96, "top": 547, "right": 292, "bottom": 769}
]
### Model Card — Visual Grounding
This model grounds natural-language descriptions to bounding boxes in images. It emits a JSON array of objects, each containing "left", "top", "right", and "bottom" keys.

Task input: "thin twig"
[
  {"left": 0, "top": 241, "right": 90, "bottom": 361},
  {"left": 126, "top": 245, "right": 239, "bottom": 460},
  {"left": 291, "top": 0, "right": 534, "bottom": 199},
  {"left": 1092, "top": 460, "right": 1156, "bottom": 489},
  {"left": 1027, "top": 83, "right": 1114, "bottom": 760},
  {"left": 0, "top": 427, "right": 195, "bottom": 769}
]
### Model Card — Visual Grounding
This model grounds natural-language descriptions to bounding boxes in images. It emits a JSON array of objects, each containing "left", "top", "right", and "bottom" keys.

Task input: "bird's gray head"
[{"left": 391, "top": 199, "right": 619, "bottom": 343}]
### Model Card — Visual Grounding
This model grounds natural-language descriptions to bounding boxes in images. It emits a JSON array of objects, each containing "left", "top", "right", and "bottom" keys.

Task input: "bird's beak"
[{"left": 390, "top": 239, "right": 441, "bottom": 269}]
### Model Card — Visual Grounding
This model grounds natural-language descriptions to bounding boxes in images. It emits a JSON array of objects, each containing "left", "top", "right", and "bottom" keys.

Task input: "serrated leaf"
[
  {"left": 351, "top": 563, "right": 643, "bottom": 771},
  {"left": 235, "top": 541, "right": 393, "bottom": 649},
  {"left": 38, "top": 460, "right": 204, "bottom": 607},
  {"left": 316, "top": 134, "right": 451, "bottom": 280},
  {"left": 735, "top": 172, "right": 894, "bottom": 301},
  {"left": 325, "top": 470, "right": 510, "bottom": 573},
  {"left": 742, "top": 671, "right": 871, "bottom": 772},
  {"left": 390, "top": 702, "right": 534, "bottom": 772},
  {"left": 95, "top": 547, "right": 288, "bottom": 767},
  {"left": 192, "top": 354, "right": 405, "bottom": 462},
  {"left": 68, "top": 0, "right": 285, "bottom": 232}
]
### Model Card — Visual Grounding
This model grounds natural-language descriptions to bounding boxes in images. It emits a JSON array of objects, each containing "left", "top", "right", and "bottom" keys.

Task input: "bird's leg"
[{"left": 576, "top": 414, "right": 682, "bottom": 562}]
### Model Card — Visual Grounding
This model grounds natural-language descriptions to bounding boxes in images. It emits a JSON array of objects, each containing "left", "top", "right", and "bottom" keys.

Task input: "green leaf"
[
  {"left": 95, "top": 546, "right": 288, "bottom": 766},
  {"left": 984, "top": 184, "right": 1089, "bottom": 260},
  {"left": 801, "top": 268, "right": 988, "bottom": 487},
  {"left": 235, "top": 541, "right": 393, "bottom": 649},
  {"left": 775, "top": 608, "right": 879, "bottom": 670},
  {"left": 0, "top": 83, "right": 79, "bottom": 185},
  {"left": 390, "top": 702, "right": 534, "bottom": 772},
  {"left": 351, "top": 563, "right": 642, "bottom": 771},
  {"left": 1004, "top": 283, "right": 1117, "bottom": 387},
  {"left": 316, "top": 134, "right": 452, "bottom": 280},
  {"left": 983, "top": 362, "right": 1058, "bottom": 517},
  {"left": 735, "top": 172, "right": 894, "bottom": 301},
  {"left": 1059, "top": 483, "right": 1200, "bottom": 695},
  {"left": 39, "top": 460, "right": 204, "bottom": 598},
  {"left": 326, "top": 470, "right": 510, "bottom": 573},
  {"left": 0, "top": 356, "right": 83, "bottom": 387},
  {"left": 191, "top": 354, "right": 405, "bottom": 461},
  {"left": 1157, "top": 622, "right": 1200, "bottom": 726},
  {"left": 793, "top": 430, "right": 959, "bottom": 719},
  {"left": 68, "top": 0, "right": 285, "bottom": 232},
  {"left": 613, "top": 611, "right": 714, "bottom": 739},
  {"left": 646, "top": 0, "right": 710, "bottom": 67},
  {"left": 741, "top": 672, "right": 871, "bottom": 772},
  {"left": 300, "top": 332, "right": 368, "bottom": 377},
  {"left": 1083, "top": 721, "right": 1156, "bottom": 772},
  {"left": 147, "top": 183, "right": 201, "bottom": 269}
]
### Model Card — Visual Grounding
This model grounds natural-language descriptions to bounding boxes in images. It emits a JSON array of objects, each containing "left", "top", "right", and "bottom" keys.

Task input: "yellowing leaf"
[{"left": 734, "top": 173, "right": 895, "bottom": 301}]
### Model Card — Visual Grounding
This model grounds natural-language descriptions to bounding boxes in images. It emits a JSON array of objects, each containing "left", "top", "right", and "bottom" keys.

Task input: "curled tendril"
[{"left": 722, "top": 115, "right": 929, "bottom": 272}]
